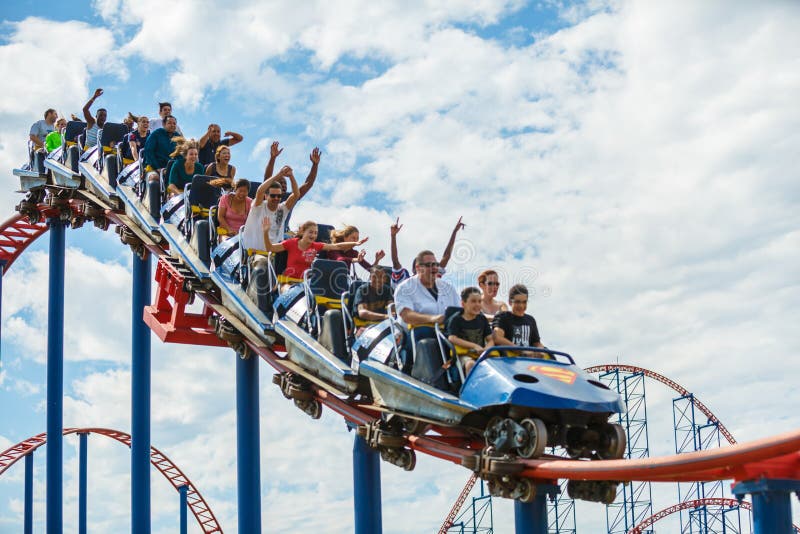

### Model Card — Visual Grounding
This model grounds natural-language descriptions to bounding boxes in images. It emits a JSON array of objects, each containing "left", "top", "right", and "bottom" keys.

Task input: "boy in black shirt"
[
  {"left": 492, "top": 284, "right": 547, "bottom": 357},
  {"left": 447, "top": 287, "right": 494, "bottom": 375}
]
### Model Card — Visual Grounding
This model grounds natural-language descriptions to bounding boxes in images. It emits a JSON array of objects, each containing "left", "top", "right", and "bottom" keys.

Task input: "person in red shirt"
[{"left": 261, "top": 219, "right": 367, "bottom": 291}]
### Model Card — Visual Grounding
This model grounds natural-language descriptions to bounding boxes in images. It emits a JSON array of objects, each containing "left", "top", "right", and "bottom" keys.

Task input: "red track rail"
[
  {"left": 0, "top": 212, "right": 49, "bottom": 271},
  {"left": 586, "top": 364, "right": 736, "bottom": 445},
  {"left": 0, "top": 428, "right": 222, "bottom": 533},
  {"left": 438, "top": 474, "right": 478, "bottom": 534},
  {"left": 628, "top": 497, "right": 800, "bottom": 533}
]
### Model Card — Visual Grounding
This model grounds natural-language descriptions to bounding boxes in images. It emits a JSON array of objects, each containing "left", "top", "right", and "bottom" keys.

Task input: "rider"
[
  {"left": 447, "top": 286, "right": 494, "bottom": 375},
  {"left": 492, "top": 284, "right": 546, "bottom": 356}
]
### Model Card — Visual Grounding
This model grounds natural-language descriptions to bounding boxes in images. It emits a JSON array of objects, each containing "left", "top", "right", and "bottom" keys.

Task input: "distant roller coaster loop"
[
  {"left": 585, "top": 363, "right": 736, "bottom": 445},
  {"left": 628, "top": 497, "right": 800, "bottom": 534},
  {"left": 0, "top": 427, "right": 222, "bottom": 533},
  {"left": 0, "top": 212, "right": 50, "bottom": 271}
]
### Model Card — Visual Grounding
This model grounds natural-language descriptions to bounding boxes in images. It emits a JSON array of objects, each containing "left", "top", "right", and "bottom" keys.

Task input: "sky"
[{"left": 1, "top": 0, "right": 799, "bottom": 532}]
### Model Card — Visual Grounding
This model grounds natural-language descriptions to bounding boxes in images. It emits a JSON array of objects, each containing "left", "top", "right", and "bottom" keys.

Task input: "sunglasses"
[
  {"left": 418, "top": 261, "right": 440, "bottom": 268},
  {"left": 268, "top": 193, "right": 282, "bottom": 199},
  {"left": 484, "top": 281, "right": 500, "bottom": 287}
]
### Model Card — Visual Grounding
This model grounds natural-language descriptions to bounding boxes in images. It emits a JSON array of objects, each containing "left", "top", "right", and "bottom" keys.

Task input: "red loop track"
[
  {"left": 629, "top": 497, "right": 800, "bottom": 533},
  {"left": 0, "top": 212, "right": 49, "bottom": 271},
  {"left": 0, "top": 428, "right": 222, "bottom": 533}
]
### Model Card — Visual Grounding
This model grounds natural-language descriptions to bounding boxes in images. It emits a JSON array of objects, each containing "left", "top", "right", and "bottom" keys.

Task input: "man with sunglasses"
[
  {"left": 240, "top": 165, "right": 297, "bottom": 253},
  {"left": 394, "top": 250, "right": 460, "bottom": 327}
]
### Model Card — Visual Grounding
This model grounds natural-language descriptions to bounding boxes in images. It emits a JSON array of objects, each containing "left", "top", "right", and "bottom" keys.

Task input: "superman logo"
[{"left": 527, "top": 365, "right": 577, "bottom": 385}]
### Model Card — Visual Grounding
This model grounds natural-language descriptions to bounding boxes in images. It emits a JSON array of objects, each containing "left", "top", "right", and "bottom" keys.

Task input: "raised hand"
[
  {"left": 454, "top": 216, "right": 465, "bottom": 232},
  {"left": 390, "top": 217, "right": 403, "bottom": 236},
  {"left": 261, "top": 217, "right": 271, "bottom": 231},
  {"left": 278, "top": 165, "right": 292, "bottom": 177},
  {"left": 356, "top": 249, "right": 367, "bottom": 263},
  {"left": 374, "top": 250, "right": 386, "bottom": 264},
  {"left": 310, "top": 147, "right": 321, "bottom": 164},
  {"left": 270, "top": 141, "right": 283, "bottom": 158},
  {"left": 92, "top": 88, "right": 103, "bottom": 99},
  {"left": 356, "top": 236, "right": 369, "bottom": 246}
]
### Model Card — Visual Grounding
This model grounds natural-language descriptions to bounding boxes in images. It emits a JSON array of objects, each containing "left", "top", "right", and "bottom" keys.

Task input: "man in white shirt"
[
  {"left": 150, "top": 102, "right": 183, "bottom": 136},
  {"left": 394, "top": 250, "right": 460, "bottom": 327},
  {"left": 240, "top": 165, "right": 298, "bottom": 252}
]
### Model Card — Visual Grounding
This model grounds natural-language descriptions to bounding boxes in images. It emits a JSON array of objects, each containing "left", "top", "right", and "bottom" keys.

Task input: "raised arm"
[
  {"left": 298, "top": 147, "right": 321, "bottom": 200},
  {"left": 198, "top": 124, "right": 212, "bottom": 148},
  {"left": 263, "top": 141, "right": 282, "bottom": 181},
  {"left": 253, "top": 165, "right": 291, "bottom": 207},
  {"left": 282, "top": 168, "right": 301, "bottom": 210},
  {"left": 261, "top": 218, "right": 286, "bottom": 253},
  {"left": 390, "top": 217, "right": 403, "bottom": 270},
  {"left": 225, "top": 130, "right": 244, "bottom": 146},
  {"left": 439, "top": 216, "right": 465, "bottom": 269},
  {"left": 82, "top": 88, "right": 103, "bottom": 128},
  {"left": 321, "top": 236, "right": 368, "bottom": 252}
]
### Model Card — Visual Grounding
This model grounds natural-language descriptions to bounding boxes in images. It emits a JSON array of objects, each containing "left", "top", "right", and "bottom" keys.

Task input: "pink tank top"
[{"left": 219, "top": 194, "right": 252, "bottom": 233}]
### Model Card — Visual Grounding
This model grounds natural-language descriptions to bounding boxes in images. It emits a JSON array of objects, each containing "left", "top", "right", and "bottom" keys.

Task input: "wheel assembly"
[
  {"left": 517, "top": 418, "right": 547, "bottom": 459},
  {"left": 596, "top": 423, "right": 626, "bottom": 460}
]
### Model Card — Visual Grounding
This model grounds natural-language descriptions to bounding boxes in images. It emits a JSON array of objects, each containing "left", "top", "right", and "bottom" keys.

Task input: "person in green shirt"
[
  {"left": 45, "top": 117, "right": 67, "bottom": 152},
  {"left": 167, "top": 138, "right": 205, "bottom": 196}
]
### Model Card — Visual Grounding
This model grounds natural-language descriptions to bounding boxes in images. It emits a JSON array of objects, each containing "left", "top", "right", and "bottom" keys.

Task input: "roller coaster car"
[{"left": 272, "top": 265, "right": 627, "bottom": 460}]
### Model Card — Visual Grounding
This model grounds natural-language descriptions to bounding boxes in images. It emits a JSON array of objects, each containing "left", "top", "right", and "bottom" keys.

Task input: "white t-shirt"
[
  {"left": 149, "top": 117, "right": 183, "bottom": 136},
  {"left": 394, "top": 275, "right": 460, "bottom": 326},
  {"left": 240, "top": 201, "right": 289, "bottom": 251}
]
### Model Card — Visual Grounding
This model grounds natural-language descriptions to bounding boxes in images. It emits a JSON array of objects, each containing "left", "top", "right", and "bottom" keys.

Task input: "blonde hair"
[
  {"left": 330, "top": 225, "right": 358, "bottom": 243},
  {"left": 215, "top": 144, "right": 230, "bottom": 164},
  {"left": 169, "top": 137, "right": 199, "bottom": 159}
]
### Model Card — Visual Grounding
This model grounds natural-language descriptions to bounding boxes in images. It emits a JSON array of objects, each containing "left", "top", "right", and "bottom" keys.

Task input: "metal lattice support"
[
  {"left": 599, "top": 369, "right": 653, "bottom": 534},
  {"left": 673, "top": 394, "right": 742, "bottom": 534},
  {"left": 446, "top": 480, "right": 494, "bottom": 534},
  {"left": 547, "top": 475, "right": 576, "bottom": 534}
]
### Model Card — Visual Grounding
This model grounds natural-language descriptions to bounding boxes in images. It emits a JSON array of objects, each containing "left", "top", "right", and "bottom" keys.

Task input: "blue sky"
[{"left": 1, "top": 1, "right": 799, "bottom": 532}]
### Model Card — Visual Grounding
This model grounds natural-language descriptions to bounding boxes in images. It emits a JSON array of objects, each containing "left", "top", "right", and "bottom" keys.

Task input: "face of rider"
[
  {"left": 160, "top": 104, "right": 172, "bottom": 118},
  {"left": 509, "top": 293, "right": 528, "bottom": 317},
  {"left": 463, "top": 292, "right": 483, "bottom": 316},
  {"left": 417, "top": 254, "right": 439, "bottom": 286},
  {"left": 300, "top": 224, "right": 318, "bottom": 243},
  {"left": 185, "top": 148, "right": 199, "bottom": 165},
  {"left": 96, "top": 109, "right": 107, "bottom": 127},
  {"left": 234, "top": 184, "right": 248, "bottom": 200},
  {"left": 164, "top": 117, "right": 177, "bottom": 133},
  {"left": 370, "top": 268, "right": 387, "bottom": 290},
  {"left": 208, "top": 124, "right": 221, "bottom": 142},
  {"left": 266, "top": 186, "right": 282, "bottom": 209},
  {"left": 481, "top": 274, "right": 500, "bottom": 298}
]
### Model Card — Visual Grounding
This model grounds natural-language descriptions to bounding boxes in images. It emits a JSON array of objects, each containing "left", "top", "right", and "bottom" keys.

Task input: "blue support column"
[
  {"left": 236, "top": 352, "right": 261, "bottom": 533},
  {"left": 131, "top": 252, "right": 151, "bottom": 534},
  {"left": 353, "top": 434, "right": 382, "bottom": 534},
  {"left": 24, "top": 452, "right": 33, "bottom": 534},
  {"left": 78, "top": 433, "right": 87, "bottom": 534},
  {"left": 46, "top": 218, "right": 66, "bottom": 534},
  {"left": 515, "top": 483, "right": 559, "bottom": 534},
  {"left": 732, "top": 479, "right": 800, "bottom": 534},
  {"left": 179, "top": 484, "right": 188, "bottom": 534}
]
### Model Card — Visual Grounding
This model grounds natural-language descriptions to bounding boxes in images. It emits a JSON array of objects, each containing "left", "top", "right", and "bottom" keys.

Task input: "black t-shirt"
[
  {"left": 492, "top": 312, "right": 540, "bottom": 346},
  {"left": 353, "top": 284, "right": 393, "bottom": 315},
  {"left": 198, "top": 138, "right": 232, "bottom": 166},
  {"left": 447, "top": 313, "right": 491, "bottom": 346}
]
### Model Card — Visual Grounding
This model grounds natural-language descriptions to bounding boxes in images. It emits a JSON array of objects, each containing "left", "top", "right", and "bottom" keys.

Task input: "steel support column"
[
  {"left": 24, "top": 452, "right": 33, "bottom": 534},
  {"left": 515, "top": 483, "right": 559, "bottom": 534},
  {"left": 353, "top": 434, "right": 382, "bottom": 534},
  {"left": 46, "top": 218, "right": 66, "bottom": 534},
  {"left": 236, "top": 351, "right": 261, "bottom": 533},
  {"left": 131, "top": 252, "right": 151, "bottom": 534},
  {"left": 732, "top": 479, "right": 800, "bottom": 534},
  {"left": 179, "top": 484, "right": 188, "bottom": 534},
  {"left": 78, "top": 433, "right": 87, "bottom": 534}
]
